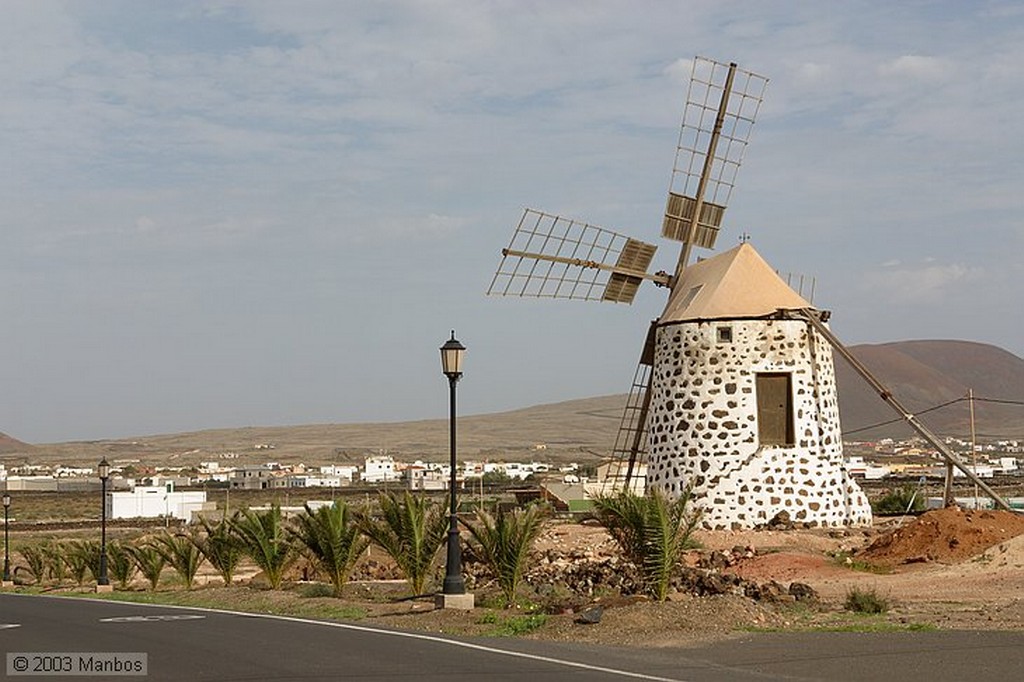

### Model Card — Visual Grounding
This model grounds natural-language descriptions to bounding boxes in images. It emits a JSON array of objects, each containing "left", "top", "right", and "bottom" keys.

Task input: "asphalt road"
[{"left": 2, "top": 594, "right": 1023, "bottom": 681}]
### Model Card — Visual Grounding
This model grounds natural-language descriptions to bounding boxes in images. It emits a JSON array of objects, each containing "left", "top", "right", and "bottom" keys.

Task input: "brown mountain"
[
  {"left": 835, "top": 340, "right": 1024, "bottom": 440},
  {"left": 0, "top": 432, "right": 34, "bottom": 455}
]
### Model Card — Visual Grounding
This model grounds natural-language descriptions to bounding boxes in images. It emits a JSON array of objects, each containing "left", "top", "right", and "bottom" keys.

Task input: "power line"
[
  {"left": 974, "top": 397, "right": 1024, "bottom": 407},
  {"left": 970, "top": 433, "right": 1024, "bottom": 440},
  {"left": 842, "top": 397, "right": 966, "bottom": 437},
  {"left": 843, "top": 393, "right": 1024, "bottom": 439},
  {"left": 842, "top": 416, "right": 905, "bottom": 437}
]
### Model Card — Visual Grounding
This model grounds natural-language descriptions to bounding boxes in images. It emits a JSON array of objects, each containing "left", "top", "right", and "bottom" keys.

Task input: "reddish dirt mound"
[
  {"left": 728, "top": 552, "right": 851, "bottom": 582},
  {"left": 859, "top": 507, "right": 1024, "bottom": 566}
]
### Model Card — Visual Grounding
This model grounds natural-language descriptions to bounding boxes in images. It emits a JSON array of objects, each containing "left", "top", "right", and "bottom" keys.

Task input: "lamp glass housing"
[
  {"left": 98, "top": 458, "right": 110, "bottom": 480},
  {"left": 440, "top": 333, "right": 466, "bottom": 378}
]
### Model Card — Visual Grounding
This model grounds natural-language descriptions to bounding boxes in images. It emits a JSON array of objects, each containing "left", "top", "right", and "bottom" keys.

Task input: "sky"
[{"left": 2, "top": 1, "right": 1023, "bottom": 443}]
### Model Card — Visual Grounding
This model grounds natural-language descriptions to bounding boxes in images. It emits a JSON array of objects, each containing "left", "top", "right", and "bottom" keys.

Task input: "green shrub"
[
  {"left": 844, "top": 586, "right": 890, "bottom": 614},
  {"left": 299, "top": 582, "right": 336, "bottom": 598},
  {"left": 872, "top": 486, "right": 924, "bottom": 515},
  {"left": 830, "top": 551, "right": 891, "bottom": 574},
  {"left": 477, "top": 610, "right": 500, "bottom": 625},
  {"left": 476, "top": 610, "right": 547, "bottom": 636},
  {"left": 494, "top": 614, "right": 547, "bottom": 636}
]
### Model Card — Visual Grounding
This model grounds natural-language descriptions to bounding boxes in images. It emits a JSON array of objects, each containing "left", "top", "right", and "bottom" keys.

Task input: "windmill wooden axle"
[{"left": 500, "top": 248, "right": 671, "bottom": 287}]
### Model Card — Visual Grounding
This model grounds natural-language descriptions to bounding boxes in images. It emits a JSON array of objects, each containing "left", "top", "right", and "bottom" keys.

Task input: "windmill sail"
[
  {"left": 664, "top": 57, "right": 768, "bottom": 267},
  {"left": 605, "top": 58, "right": 768, "bottom": 491},
  {"left": 487, "top": 209, "right": 665, "bottom": 304}
]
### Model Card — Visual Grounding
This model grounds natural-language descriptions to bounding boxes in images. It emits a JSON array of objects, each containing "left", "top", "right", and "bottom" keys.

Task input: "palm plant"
[
  {"left": 107, "top": 541, "right": 138, "bottom": 590},
  {"left": 358, "top": 491, "right": 447, "bottom": 595},
  {"left": 230, "top": 506, "right": 296, "bottom": 589},
  {"left": 43, "top": 543, "right": 68, "bottom": 583},
  {"left": 64, "top": 540, "right": 98, "bottom": 586},
  {"left": 152, "top": 531, "right": 204, "bottom": 590},
  {"left": 128, "top": 543, "right": 166, "bottom": 591},
  {"left": 192, "top": 516, "right": 244, "bottom": 585},
  {"left": 290, "top": 502, "right": 369, "bottom": 597},
  {"left": 463, "top": 504, "right": 546, "bottom": 606},
  {"left": 18, "top": 545, "right": 48, "bottom": 585},
  {"left": 592, "top": 487, "right": 702, "bottom": 601},
  {"left": 81, "top": 540, "right": 103, "bottom": 583}
]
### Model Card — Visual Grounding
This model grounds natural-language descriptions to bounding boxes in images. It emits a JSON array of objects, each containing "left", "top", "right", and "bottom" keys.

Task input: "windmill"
[
  {"left": 486, "top": 55, "right": 876, "bottom": 529},
  {"left": 487, "top": 57, "right": 769, "bottom": 493},
  {"left": 487, "top": 58, "right": 1015, "bottom": 525}
]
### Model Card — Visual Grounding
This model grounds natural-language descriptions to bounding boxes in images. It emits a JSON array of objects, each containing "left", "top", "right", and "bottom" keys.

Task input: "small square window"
[{"left": 717, "top": 326, "right": 733, "bottom": 343}]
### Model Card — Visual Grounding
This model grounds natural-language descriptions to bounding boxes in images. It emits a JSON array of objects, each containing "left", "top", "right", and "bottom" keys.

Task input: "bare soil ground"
[{"left": 373, "top": 507, "right": 1024, "bottom": 646}]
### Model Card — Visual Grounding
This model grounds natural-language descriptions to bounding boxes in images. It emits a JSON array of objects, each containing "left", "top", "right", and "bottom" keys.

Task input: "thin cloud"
[
  {"left": 877, "top": 55, "right": 948, "bottom": 81},
  {"left": 862, "top": 261, "right": 983, "bottom": 304}
]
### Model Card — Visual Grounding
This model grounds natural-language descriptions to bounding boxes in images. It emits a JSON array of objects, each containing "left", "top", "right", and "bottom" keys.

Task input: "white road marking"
[
  {"left": 100, "top": 614, "right": 206, "bottom": 623},
  {"left": 73, "top": 596, "right": 687, "bottom": 681},
  {"left": 0, "top": 624, "right": 21, "bottom": 630}
]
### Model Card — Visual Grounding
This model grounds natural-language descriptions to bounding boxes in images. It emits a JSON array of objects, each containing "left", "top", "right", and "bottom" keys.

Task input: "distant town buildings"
[{"left": 2, "top": 437, "right": 1021, "bottom": 523}]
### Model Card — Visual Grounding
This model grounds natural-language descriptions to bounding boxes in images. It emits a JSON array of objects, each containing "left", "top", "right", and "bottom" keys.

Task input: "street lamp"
[
  {"left": 2, "top": 492, "right": 11, "bottom": 583},
  {"left": 440, "top": 331, "right": 466, "bottom": 596},
  {"left": 97, "top": 458, "right": 110, "bottom": 587}
]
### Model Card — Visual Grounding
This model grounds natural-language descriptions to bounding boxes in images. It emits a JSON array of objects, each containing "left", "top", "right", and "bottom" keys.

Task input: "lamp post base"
[
  {"left": 95, "top": 584, "right": 114, "bottom": 594},
  {"left": 1, "top": 580, "right": 14, "bottom": 589},
  {"left": 434, "top": 592, "right": 475, "bottom": 610}
]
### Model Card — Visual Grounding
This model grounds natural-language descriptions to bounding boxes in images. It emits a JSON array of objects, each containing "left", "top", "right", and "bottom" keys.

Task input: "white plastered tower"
[{"left": 645, "top": 243, "right": 872, "bottom": 529}]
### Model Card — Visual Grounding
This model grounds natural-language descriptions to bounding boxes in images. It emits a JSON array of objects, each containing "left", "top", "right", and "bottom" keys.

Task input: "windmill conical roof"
[{"left": 660, "top": 243, "right": 811, "bottom": 322}]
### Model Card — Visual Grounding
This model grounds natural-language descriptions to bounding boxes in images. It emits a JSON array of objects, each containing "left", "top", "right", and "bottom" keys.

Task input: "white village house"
[
  {"left": 319, "top": 464, "right": 359, "bottom": 484},
  {"left": 645, "top": 243, "right": 872, "bottom": 529},
  {"left": 362, "top": 455, "right": 399, "bottom": 484},
  {"left": 107, "top": 484, "right": 211, "bottom": 522}
]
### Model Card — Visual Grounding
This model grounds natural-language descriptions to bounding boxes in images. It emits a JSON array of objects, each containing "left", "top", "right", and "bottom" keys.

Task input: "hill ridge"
[{"left": 5, "top": 339, "right": 1023, "bottom": 465}]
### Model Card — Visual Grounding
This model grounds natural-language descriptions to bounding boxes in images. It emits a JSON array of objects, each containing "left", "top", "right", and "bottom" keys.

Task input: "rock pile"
[
  {"left": 698, "top": 545, "right": 758, "bottom": 571},
  {"left": 524, "top": 548, "right": 643, "bottom": 596},
  {"left": 350, "top": 558, "right": 402, "bottom": 581},
  {"left": 465, "top": 538, "right": 818, "bottom": 607}
]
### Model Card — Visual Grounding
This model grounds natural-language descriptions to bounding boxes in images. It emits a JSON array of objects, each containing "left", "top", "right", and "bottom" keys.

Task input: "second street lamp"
[
  {"left": 438, "top": 331, "right": 471, "bottom": 607},
  {"left": 97, "top": 458, "right": 110, "bottom": 587},
  {"left": 2, "top": 492, "right": 10, "bottom": 584}
]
